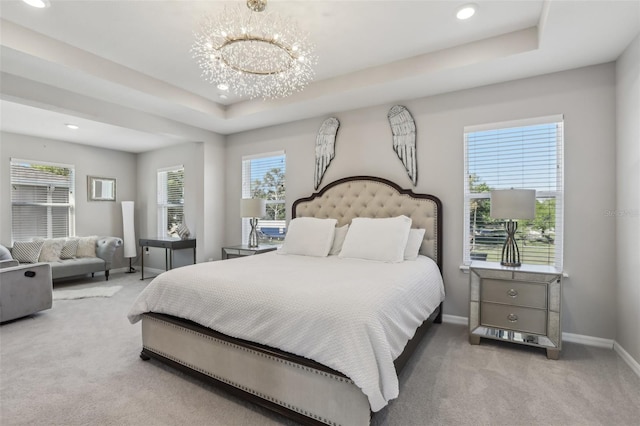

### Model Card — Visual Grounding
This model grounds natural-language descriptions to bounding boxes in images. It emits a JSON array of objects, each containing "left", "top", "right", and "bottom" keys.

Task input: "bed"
[{"left": 128, "top": 176, "right": 444, "bottom": 425}]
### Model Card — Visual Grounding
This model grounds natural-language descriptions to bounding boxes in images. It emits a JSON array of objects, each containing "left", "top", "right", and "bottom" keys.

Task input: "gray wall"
[
  {"left": 0, "top": 132, "right": 137, "bottom": 269},
  {"left": 136, "top": 138, "right": 225, "bottom": 270},
  {"left": 616, "top": 35, "right": 640, "bottom": 364},
  {"left": 226, "top": 64, "right": 618, "bottom": 340}
]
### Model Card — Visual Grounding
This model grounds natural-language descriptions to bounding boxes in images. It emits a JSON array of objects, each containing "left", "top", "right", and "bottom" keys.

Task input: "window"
[
  {"left": 241, "top": 151, "right": 286, "bottom": 244},
  {"left": 463, "top": 115, "right": 564, "bottom": 268},
  {"left": 157, "top": 165, "right": 184, "bottom": 238},
  {"left": 10, "top": 158, "right": 75, "bottom": 242}
]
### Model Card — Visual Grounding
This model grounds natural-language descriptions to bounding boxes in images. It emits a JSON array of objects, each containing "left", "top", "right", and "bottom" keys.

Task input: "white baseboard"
[
  {"left": 441, "top": 315, "right": 617, "bottom": 349},
  {"left": 442, "top": 314, "right": 468, "bottom": 325},
  {"left": 562, "top": 332, "right": 614, "bottom": 349},
  {"left": 613, "top": 341, "right": 640, "bottom": 378}
]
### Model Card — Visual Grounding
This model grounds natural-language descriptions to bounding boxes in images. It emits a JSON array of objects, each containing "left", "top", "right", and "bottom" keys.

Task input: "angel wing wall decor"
[
  {"left": 388, "top": 105, "right": 417, "bottom": 186},
  {"left": 314, "top": 117, "right": 340, "bottom": 190}
]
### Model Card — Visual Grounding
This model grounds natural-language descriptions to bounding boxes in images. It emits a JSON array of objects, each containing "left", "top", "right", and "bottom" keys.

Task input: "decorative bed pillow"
[
  {"left": 404, "top": 228, "right": 426, "bottom": 261},
  {"left": 11, "top": 240, "right": 45, "bottom": 263},
  {"left": 279, "top": 217, "right": 337, "bottom": 257},
  {"left": 76, "top": 236, "right": 98, "bottom": 258},
  {"left": 339, "top": 216, "right": 412, "bottom": 263},
  {"left": 329, "top": 225, "right": 349, "bottom": 256},
  {"left": 34, "top": 238, "right": 65, "bottom": 262},
  {"left": 60, "top": 238, "right": 79, "bottom": 259}
]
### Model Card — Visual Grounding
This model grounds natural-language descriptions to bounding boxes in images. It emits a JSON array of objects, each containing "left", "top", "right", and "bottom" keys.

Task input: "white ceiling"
[{"left": 0, "top": 0, "right": 638, "bottom": 153}]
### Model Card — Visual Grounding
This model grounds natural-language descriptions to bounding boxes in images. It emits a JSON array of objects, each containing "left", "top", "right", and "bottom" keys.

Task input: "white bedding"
[{"left": 128, "top": 252, "right": 444, "bottom": 411}]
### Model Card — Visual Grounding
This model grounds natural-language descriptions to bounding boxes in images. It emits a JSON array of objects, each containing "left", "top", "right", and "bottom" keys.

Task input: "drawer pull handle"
[
  {"left": 507, "top": 313, "right": 518, "bottom": 322},
  {"left": 507, "top": 288, "right": 518, "bottom": 298}
]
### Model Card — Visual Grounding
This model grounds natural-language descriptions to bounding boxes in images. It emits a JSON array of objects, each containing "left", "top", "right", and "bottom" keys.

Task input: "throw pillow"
[
  {"left": 35, "top": 238, "right": 65, "bottom": 262},
  {"left": 339, "top": 215, "right": 412, "bottom": 263},
  {"left": 60, "top": 238, "right": 79, "bottom": 259},
  {"left": 76, "top": 236, "right": 98, "bottom": 258},
  {"left": 11, "top": 240, "right": 45, "bottom": 263},
  {"left": 404, "top": 228, "right": 426, "bottom": 261},
  {"left": 329, "top": 225, "right": 349, "bottom": 256}
]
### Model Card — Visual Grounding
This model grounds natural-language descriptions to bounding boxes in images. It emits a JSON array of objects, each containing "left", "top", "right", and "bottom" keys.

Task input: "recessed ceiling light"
[
  {"left": 65, "top": 124, "right": 79, "bottom": 130},
  {"left": 217, "top": 83, "right": 229, "bottom": 91},
  {"left": 21, "top": 0, "right": 51, "bottom": 8},
  {"left": 456, "top": 4, "right": 477, "bottom": 20}
]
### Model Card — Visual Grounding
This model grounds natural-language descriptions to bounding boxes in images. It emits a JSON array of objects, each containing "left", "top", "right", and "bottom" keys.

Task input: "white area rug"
[{"left": 53, "top": 286, "right": 123, "bottom": 300}]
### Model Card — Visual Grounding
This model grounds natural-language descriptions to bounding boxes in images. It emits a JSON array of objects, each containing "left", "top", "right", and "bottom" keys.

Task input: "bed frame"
[{"left": 139, "top": 176, "right": 443, "bottom": 426}]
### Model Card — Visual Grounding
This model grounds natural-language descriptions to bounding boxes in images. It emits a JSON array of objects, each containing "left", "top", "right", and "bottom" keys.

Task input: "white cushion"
[
  {"left": 339, "top": 216, "right": 412, "bottom": 263},
  {"left": 404, "top": 228, "right": 426, "bottom": 261},
  {"left": 76, "top": 236, "right": 98, "bottom": 258},
  {"left": 329, "top": 225, "right": 349, "bottom": 256},
  {"left": 12, "top": 240, "right": 45, "bottom": 263},
  {"left": 35, "top": 238, "right": 65, "bottom": 262},
  {"left": 279, "top": 218, "right": 337, "bottom": 257}
]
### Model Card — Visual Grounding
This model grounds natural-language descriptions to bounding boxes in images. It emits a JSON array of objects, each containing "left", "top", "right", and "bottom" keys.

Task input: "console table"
[{"left": 139, "top": 237, "right": 196, "bottom": 280}]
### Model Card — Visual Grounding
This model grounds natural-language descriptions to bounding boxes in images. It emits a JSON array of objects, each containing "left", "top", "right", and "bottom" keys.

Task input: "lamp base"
[
  {"left": 248, "top": 217, "right": 259, "bottom": 248},
  {"left": 125, "top": 257, "right": 137, "bottom": 273},
  {"left": 500, "top": 220, "right": 522, "bottom": 267}
]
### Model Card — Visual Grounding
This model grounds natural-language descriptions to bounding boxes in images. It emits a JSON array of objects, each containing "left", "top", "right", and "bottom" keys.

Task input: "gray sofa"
[
  {"left": 7, "top": 237, "right": 123, "bottom": 281},
  {"left": 0, "top": 260, "right": 52, "bottom": 323}
]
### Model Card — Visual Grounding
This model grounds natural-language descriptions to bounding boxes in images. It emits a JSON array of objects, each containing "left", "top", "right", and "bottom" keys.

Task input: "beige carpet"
[{"left": 1, "top": 271, "right": 639, "bottom": 426}]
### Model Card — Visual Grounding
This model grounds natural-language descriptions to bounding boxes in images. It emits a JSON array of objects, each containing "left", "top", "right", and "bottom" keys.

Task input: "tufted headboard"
[{"left": 292, "top": 176, "right": 443, "bottom": 271}]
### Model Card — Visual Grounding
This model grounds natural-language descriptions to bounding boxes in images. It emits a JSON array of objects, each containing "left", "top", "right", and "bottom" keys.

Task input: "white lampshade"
[
  {"left": 241, "top": 198, "right": 266, "bottom": 218},
  {"left": 490, "top": 189, "right": 536, "bottom": 220}
]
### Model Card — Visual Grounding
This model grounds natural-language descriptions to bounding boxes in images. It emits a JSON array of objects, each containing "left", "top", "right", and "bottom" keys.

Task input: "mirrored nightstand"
[
  {"left": 469, "top": 261, "right": 562, "bottom": 359},
  {"left": 221, "top": 244, "right": 277, "bottom": 260}
]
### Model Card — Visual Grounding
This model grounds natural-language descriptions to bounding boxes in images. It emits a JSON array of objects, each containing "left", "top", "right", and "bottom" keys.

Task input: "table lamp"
[
  {"left": 241, "top": 198, "right": 266, "bottom": 248},
  {"left": 490, "top": 189, "right": 536, "bottom": 267}
]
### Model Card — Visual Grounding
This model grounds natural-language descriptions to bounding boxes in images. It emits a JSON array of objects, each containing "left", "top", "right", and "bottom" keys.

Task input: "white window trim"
[
  {"left": 10, "top": 158, "right": 76, "bottom": 242},
  {"left": 462, "top": 116, "right": 564, "bottom": 269},
  {"left": 157, "top": 165, "right": 184, "bottom": 238},
  {"left": 241, "top": 151, "right": 286, "bottom": 244}
]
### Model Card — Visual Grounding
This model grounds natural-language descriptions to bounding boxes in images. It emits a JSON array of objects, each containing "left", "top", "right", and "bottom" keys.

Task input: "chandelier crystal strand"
[{"left": 192, "top": 1, "right": 317, "bottom": 100}]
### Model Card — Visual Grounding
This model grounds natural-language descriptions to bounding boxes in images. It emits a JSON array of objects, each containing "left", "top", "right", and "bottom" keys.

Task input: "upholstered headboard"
[{"left": 292, "top": 176, "right": 443, "bottom": 271}]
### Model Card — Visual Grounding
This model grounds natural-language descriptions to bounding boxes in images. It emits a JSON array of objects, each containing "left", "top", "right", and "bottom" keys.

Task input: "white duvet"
[{"left": 128, "top": 252, "right": 444, "bottom": 411}]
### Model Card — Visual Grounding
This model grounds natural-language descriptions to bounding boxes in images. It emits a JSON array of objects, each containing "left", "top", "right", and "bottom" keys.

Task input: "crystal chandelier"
[{"left": 192, "top": 0, "right": 317, "bottom": 100}]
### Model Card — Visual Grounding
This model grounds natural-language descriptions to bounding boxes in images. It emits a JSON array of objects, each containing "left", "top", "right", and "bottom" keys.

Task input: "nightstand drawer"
[
  {"left": 481, "top": 279, "right": 547, "bottom": 309},
  {"left": 481, "top": 303, "right": 547, "bottom": 335}
]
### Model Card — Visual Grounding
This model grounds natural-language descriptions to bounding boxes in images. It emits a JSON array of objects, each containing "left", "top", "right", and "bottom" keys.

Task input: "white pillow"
[
  {"left": 279, "top": 217, "right": 337, "bottom": 257},
  {"left": 404, "top": 228, "right": 426, "bottom": 261},
  {"left": 339, "top": 216, "right": 412, "bottom": 263},
  {"left": 76, "top": 236, "right": 98, "bottom": 258},
  {"left": 329, "top": 225, "right": 349, "bottom": 255},
  {"left": 34, "top": 238, "right": 65, "bottom": 262}
]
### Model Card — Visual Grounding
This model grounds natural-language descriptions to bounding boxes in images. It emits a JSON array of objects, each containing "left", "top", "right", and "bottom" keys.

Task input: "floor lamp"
[
  {"left": 241, "top": 198, "right": 266, "bottom": 248},
  {"left": 122, "top": 201, "right": 137, "bottom": 273},
  {"left": 490, "top": 189, "right": 536, "bottom": 267}
]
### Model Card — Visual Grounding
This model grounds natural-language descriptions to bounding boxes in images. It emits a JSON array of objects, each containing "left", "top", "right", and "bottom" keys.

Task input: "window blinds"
[
  {"left": 10, "top": 159, "right": 75, "bottom": 242},
  {"left": 463, "top": 115, "right": 564, "bottom": 268}
]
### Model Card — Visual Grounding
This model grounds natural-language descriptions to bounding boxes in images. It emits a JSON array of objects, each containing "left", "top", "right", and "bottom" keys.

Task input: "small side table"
[
  {"left": 139, "top": 237, "right": 196, "bottom": 280},
  {"left": 221, "top": 244, "right": 277, "bottom": 260},
  {"left": 469, "top": 261, "right": 562, "bottom": 359}
]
